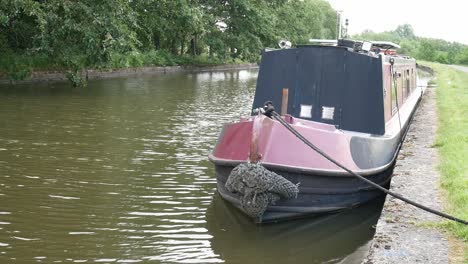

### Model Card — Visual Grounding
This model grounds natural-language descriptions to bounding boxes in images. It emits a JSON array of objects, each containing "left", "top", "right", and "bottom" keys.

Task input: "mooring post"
[
  {"left": 281, "top": 88, "right": 289, "bottom": 116},
  {"left": 249, "top": 113, "right": 264, "bottom": 163}
]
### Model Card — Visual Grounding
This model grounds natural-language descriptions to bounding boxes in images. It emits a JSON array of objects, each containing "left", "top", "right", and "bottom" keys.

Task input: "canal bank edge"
[
  {"left": 362, "top": 80, "right": 450, "bottom": 263},
  {"left": 0, "top": 63, "right": 259, "bottom": 85}
]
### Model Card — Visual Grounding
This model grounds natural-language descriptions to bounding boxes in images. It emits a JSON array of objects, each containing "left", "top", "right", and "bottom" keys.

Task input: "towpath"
[
  {"left": 449, "top": 64, "right": 468, "bottom": 73},
  {"left": 363, "top": 84, "right": 449, "bottom": 263}
]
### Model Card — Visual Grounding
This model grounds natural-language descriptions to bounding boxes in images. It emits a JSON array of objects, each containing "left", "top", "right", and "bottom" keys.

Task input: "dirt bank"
[
  {"left": 0, "top": 63, "right": 258, "bottom": 85},
  {"left": 363, "top": 85, "right": 450, "bottom": 263}
]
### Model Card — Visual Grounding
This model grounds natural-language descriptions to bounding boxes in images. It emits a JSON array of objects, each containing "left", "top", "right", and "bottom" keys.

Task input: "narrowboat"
[{"left": 209, "top": 39, "right": 423, "bottom": 223}]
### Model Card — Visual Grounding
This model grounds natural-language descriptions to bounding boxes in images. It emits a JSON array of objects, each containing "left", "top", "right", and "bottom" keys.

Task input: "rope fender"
[{"left": 225, "top": 163, "right": 299, "bottom": 221}]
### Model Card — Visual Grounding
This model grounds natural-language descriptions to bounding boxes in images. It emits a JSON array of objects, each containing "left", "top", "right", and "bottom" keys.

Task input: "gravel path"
[{"left": 363, "top": 85, "right": 449, "bottom": 263}]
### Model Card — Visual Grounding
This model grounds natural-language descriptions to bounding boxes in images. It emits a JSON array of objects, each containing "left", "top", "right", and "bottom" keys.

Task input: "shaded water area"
[{"left": 0, "top": 69, "right": 384, "bottom": 263}]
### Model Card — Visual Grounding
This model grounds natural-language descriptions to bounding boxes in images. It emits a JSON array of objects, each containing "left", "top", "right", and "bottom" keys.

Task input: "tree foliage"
[{"left": 0, "top": 0, "right": 337, "bottom": 73}]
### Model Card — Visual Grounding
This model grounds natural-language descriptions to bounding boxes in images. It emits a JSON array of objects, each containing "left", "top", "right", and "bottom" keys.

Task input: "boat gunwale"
[{"left": 208, "top": 153, "right": 393, "bottom": 176}]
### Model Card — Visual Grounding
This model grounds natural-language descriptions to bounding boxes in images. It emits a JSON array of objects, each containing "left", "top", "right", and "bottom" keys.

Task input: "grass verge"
[{"left": 424, "top": 62, "right": 467, "bottom": 259}]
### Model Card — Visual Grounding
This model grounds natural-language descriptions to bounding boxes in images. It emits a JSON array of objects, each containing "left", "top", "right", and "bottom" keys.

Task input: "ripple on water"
[
  {"left": 0, "top": 70, "right": 380, "bottom": 264},
  {"left": 48, "top": 195, "right": 80, "bottom": 200}
]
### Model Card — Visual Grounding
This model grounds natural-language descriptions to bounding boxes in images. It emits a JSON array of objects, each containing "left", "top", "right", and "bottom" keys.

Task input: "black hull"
[{"left": 215, "top": 163, "right": 394, "bottom": 223}]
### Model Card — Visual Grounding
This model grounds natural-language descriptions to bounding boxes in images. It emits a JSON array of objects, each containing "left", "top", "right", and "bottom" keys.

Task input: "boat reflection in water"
[{"left": 206, "top": 193, "right": 385, "bottom": 264}]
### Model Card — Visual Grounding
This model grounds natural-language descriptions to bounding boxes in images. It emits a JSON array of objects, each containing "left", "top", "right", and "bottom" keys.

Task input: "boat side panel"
[
  {"left": 211, "top": 115, "right": 398, "bottom": 173},
  {"left": 212, "top": 121, "right": 252, "bottom": 161},
  {"left": 340, "top": 52, "right": 385, "bottom": 134},
  {"left": 303, "top": 47, "right": 346, "bottom": 124},
  {"left": 351, "top": 85, "right": 422, "bottom": 169},
  {"left": 253, "top": 46, "right": 386, "bottom": 135},
  {"left": 383, "top": 64, "right": 392, "bottom": 122},
  {"left": 261, "top": 117, "right": 359, "bottom": 171},
  {"left": 254, "top": 49, "right": 298, "bottom": 115}
]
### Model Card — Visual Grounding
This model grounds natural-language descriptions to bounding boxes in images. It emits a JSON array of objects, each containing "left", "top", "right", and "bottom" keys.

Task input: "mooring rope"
[{"left": 260, "top": 104, "right": 467, "bottom": 225}]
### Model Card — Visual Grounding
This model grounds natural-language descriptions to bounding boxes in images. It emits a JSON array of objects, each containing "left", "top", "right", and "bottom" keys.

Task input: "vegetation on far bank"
[
  {"left": 0, "top": 0, "right": 337, "bottom": 85},
  {"left": 424, "top": 63, "right": 468, "bottom": 245},
  {"left": 2, "top": 1, "right": 468, "bottom": 87},
  {"left": 354, "top": 25, "right": 468, "bottom": 65},
  {"left": 0, "top": 50, "right": 246, "bottom": 80}
]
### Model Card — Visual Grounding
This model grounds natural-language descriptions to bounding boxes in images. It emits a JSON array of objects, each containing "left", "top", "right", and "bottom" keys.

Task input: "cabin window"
[
  {"left": 322, "top": 106, "right": 335, "bottom": 120},
  {"left": 391, "top": 72, "right": 398, "bottom": 113},
  {"left": 406, "top": 69, "right": 411, "bottom": 96},
  {"left": 402, "top": 70, "right": 407, "bottom": 99},
  {"left": 300, "top": 104, "right": 312, "bottom": 118}
]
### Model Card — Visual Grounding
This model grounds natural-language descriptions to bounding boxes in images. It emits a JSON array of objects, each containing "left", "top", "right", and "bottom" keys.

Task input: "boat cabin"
[{"left": 252, "top": 39, "right": 416, "bottom": 135}]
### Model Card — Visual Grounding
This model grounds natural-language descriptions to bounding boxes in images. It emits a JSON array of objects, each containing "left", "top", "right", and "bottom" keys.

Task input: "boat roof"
[
  {"left": 309, "top": 39, "right": 401, "bottom": 50},
  {"left": 370, "top": 41, "right": 401, "bottom": 50},
  {"left": 308, "top": 39, "right": 338, "bottom": 46},
  {"left": 307, "top": 39, "right": 401, "bottom": 50}
]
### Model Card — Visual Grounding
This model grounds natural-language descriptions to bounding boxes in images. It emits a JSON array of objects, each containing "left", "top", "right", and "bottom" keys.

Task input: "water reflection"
[
  {"left": 0, "top": 69, "right": 382, "bottom": 263},
  {"left": 206, "top": 194, "right": 384, "bottom": 264}
]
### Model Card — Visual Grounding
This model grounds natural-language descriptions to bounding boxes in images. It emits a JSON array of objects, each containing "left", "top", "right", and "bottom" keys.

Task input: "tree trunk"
[
  {"left": 153, "top": 33, "right": 160, "bottom": 50},
  {"left": 181, "top": 39, "right": 185, "bottom": 55},
  {"left": 171, "top": 40, "right": 178, "bottom": 55},
  {"left": 190, "top": 37, "right": 196, "bottom": 56}
]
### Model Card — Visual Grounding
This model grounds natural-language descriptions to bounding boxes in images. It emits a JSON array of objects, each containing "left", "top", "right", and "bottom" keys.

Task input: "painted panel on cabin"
[{"left": 253, "top": 46, "right": 385, "bottom": 135}]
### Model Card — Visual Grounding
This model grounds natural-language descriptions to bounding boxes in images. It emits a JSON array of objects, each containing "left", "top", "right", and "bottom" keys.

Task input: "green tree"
[
  {"left": 134, "top": 0, "right": 206, "bottom": 55},
  {"left": 455, "top": 48, "right": 468, "bottom": 65},
  {"left": 276, "top": 0, "right": 337, "bottom": 44},
  {"left": 394, "top": 24, "right": 415, "bottom": 39},
  {"left": 417, "top": 40, "right": 437, "bottom": 61},
  {"left": 214, "top": 0, "right": 282, "bottom": 60},
  {"left": 354, "top": 24, "right": 468, "bottom": 65},
  {"left": 0, "top": 0, "right": 343, "bottom": 84},
  {"left": 0, "top": 0, "right": 45, "bottom": 52},
  {"left": 41, "top": 1, "right": 139, "bottom": 67}
]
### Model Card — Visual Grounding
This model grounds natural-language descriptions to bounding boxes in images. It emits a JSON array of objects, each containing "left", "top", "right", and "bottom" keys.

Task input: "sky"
[{"left": 325, "top": 0, "right": 468, "bottom": 45}]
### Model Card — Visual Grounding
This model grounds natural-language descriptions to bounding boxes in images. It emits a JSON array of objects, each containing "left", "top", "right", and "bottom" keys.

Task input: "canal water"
[{"left": 0, "top": 69, "right": 384, "bottom": 263}]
